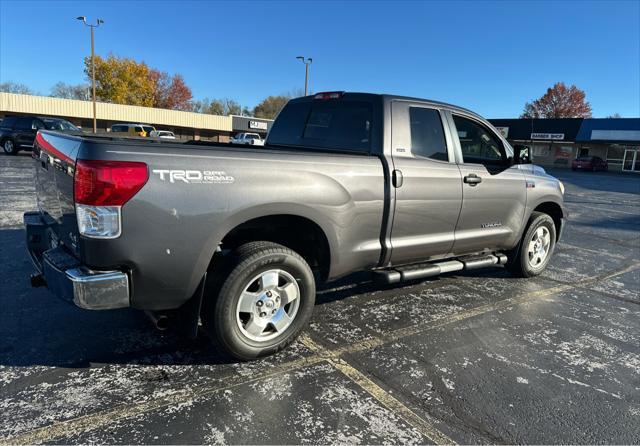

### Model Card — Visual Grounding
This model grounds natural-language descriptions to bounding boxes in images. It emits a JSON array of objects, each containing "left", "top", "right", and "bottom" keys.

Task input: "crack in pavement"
[{"left": 300, "top": 335, "right": 456, "bottom": 445}]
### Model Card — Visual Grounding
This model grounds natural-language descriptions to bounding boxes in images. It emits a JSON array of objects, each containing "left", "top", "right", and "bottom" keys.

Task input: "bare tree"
[
  {"left": 50, "top": 82, "right": 90, "bottom": 100},
  {"left": 0, "top": 82, "right": 34, "bottom": 94}
]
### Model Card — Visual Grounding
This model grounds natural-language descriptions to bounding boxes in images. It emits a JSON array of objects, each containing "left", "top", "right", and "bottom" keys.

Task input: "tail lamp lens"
[
  {"left": 77, "top": 204, "right": 121, "bottom": 238},
  {"left": 74, "top": 159, "right": 148, "bottom": 206},
  {"left": 74, "top": 160, "right": 148, "bottom": 238}
]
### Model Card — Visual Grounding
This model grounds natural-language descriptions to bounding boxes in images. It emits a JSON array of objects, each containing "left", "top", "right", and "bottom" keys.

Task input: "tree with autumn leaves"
[
  {"left": 521, "top": 82, "right": 592, "bottom": 118},
  {"left": 84, "top": 54, "right": 192, "bottom": 110}
]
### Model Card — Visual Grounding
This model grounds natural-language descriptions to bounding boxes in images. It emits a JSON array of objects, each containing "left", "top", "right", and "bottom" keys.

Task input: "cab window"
[
  {"left": 409, "top": 107, "right": 448, "bottom": 161},
  {"left": 16, "top": 118, "right": 32, "bottom": 130},
  {"left": 134, "top": 126, "right": 144, "bottom": 133},
  {"left": 452, "top": 115, "right": 506, "bottom": 166}
]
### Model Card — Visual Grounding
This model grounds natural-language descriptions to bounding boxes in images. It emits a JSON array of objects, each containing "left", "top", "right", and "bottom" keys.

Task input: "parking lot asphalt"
[{"left": 1, "top": 153, "right": 638, "bottom": 444}]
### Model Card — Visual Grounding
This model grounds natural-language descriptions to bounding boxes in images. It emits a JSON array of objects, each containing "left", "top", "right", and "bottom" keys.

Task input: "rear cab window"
[{"left": 267, "top": 98, "right": 373, "bottom": 153}]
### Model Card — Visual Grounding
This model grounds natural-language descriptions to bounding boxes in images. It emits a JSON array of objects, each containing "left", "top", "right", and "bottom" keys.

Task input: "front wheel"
[
  {"left": 203, "top": 241, "right": 315, "bottom": 360},
  {"left": 506, "top": 212, "right": 556, "bottom": 278},
  {"left": 2, "top": 139, "right": 17, "bottom": 155}
]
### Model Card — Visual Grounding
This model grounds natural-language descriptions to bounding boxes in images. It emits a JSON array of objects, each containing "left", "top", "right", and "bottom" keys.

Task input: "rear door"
[
  {"left": 15, "top": 117, "right": 37, "bottom": 148},
  {"left": 388, "top": 100, "right": 463, "bottom": 265},
  {"left": 447, "top": 112, "right": 526, "bottom": 254}
]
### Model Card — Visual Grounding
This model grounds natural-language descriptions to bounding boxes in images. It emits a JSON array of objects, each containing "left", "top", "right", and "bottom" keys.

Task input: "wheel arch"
[
  {"left": 207, "top": 208, "right": 335, "bottom": 284},
  {"left": 531, "top": 201, "right": 564, "bottom": 241}
]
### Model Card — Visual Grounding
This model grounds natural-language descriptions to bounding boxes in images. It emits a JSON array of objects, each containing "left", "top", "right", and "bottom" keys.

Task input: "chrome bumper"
[
  {"left": 25, "top": 211, "right": 130, "bottom": 310},
  {"left": 65, "top": 267, "right": 130, "bottom": 310}
]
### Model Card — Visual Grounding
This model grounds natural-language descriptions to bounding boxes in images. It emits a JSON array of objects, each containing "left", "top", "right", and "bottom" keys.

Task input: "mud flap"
[{"left": 176, "top": 273, "right": 206, "bottom": 339}]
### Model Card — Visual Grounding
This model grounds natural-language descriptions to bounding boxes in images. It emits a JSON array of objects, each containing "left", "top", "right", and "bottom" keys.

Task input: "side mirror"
[{"left": 513, "top": 145, "right": 531, "bottom": 164}]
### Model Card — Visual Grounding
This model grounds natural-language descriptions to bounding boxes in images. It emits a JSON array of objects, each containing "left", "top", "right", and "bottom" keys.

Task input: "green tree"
[{"left": 253, "top": 95, "right": 290, "bottom": 119}]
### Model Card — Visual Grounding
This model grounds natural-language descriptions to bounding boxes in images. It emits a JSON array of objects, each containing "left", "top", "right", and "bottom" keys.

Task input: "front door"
[
  {"left": 389, "top": 101, "right": 463, "bottom": 265},
  {"left": 449, "top": 113, "right": 527, "bottom": 254}
]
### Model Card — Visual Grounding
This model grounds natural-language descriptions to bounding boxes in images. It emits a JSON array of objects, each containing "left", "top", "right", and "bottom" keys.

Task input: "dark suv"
[{"left": 0, "top": 116, "right": 80, "bottom": 155}]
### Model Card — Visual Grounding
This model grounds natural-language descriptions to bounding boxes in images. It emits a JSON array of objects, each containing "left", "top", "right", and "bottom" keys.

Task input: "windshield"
[
  {"left": 43, "top": 119, "right": 79, "bottom": 131},
  {"left": 143, "top": 126, "right": 155, "bottom": 134}
]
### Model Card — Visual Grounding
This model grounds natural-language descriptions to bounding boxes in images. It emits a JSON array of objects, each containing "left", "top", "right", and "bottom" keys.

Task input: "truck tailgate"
[{"left": 33, "top": 131, "right": 83, "bottom": 257}]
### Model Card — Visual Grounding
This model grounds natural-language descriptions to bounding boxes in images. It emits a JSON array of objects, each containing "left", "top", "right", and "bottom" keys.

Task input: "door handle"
[
  {"left": 464, "top": 174, "right": 482, "bottom": 186},
  {"left": 392, "top": 169, "right": 403, "bottom": 188}
]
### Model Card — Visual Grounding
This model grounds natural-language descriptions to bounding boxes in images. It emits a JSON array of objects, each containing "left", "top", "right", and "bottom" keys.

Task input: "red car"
[{"left": 571, "top": 156, "right": 608, "bottom": 172}]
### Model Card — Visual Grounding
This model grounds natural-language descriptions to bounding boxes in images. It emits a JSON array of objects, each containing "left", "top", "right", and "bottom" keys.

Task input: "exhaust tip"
[
  {"left": 30, "top": 273, "right": 46, "bottom": 288},
  {"left": 145, "top": 311, "right": 170, "bottom": 331}
]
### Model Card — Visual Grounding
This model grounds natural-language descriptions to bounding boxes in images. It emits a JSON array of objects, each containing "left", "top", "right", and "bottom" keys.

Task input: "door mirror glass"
[{"left": 513, "top": 145, "right": 531, "bottom": 164}]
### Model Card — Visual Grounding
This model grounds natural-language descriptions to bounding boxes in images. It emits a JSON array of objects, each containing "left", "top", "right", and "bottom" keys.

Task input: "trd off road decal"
[{"left": 152, "top": 169, "right": 235, "bottom": 184}]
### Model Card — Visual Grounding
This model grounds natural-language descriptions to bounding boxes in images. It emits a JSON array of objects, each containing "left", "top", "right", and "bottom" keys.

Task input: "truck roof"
[{"left": 290, "top": 92, "right": 483, "bottom": 121}]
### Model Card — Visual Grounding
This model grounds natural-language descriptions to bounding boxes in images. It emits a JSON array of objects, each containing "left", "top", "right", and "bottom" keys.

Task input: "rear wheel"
[
  {"left": 202, "top": 241, "right": 315, "bottom": 360},
  {"left": 506, "top": 212, "right": 556, "bottom": 278},
  {"left": 2, "top": 139, "right": 17, "bottom": 155}
]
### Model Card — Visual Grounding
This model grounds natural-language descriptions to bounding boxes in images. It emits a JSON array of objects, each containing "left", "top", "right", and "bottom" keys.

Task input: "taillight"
[
  {"left": 74, "top": 159, "right": 148, "bottom": 206},
  {"left": 74, "top": 160, "right": 148, "bottom": 239},
  {"left": 314, "top": 91, "right": 345, "bottom": 100}
]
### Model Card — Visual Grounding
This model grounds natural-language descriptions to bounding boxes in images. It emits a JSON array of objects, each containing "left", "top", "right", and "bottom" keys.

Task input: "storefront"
[
  {"left": 231, "top": 116, "right": 273, "bottom": 138},
  {"left": 490, "top": 118, "right": 640, "bottom": 172},
  {"left": 575, "top": 119, "right": 640, "bottom": 173}
]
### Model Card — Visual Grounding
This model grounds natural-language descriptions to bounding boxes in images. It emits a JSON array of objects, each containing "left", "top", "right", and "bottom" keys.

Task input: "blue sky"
[{"left": 1, "top": 0, "right": 638, "bottom": 118}]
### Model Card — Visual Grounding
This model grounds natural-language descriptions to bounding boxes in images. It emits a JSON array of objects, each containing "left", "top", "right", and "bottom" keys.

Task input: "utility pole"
[
  {"left": 77, "top": 16, "right": 104, "bottom": 133},
  {"left": 296, "top": 56, "right": 313, "bottom": 96}
]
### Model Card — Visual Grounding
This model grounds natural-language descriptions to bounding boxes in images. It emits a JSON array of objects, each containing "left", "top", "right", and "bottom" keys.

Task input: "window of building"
[
  {"left": 453, "top": 115, "right": 505, "bottom": 166},
  {"left": 409, "top": 107, "right": 448, "bottom": 161}
]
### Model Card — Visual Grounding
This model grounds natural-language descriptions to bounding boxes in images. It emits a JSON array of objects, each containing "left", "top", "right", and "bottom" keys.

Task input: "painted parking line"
[
  {"left": 301, "top": 335, "right": 455, "bottom": 445},
  {"left": 3, "top": 262, "right": 638, "bottom": 445}
]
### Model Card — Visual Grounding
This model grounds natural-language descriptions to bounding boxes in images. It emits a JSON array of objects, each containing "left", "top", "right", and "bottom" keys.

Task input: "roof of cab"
[{"left": 290, "top": 91, "right": 484, "bottom": 120}]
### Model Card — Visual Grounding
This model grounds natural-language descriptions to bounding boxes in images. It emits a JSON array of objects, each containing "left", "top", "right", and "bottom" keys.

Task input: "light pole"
[
  {"left": 296, "top": 56, "right": 312, "bottom": 96},
  {"left": 77, "top": 16, "right": 104, "bottom": 133}
]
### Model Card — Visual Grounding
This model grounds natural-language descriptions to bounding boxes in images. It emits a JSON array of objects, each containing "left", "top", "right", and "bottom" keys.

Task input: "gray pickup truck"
[{"left": 25, "top": 92, "right": 565, "bottom": 360}]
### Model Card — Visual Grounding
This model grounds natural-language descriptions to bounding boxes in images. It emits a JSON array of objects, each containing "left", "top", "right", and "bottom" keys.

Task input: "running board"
[{"left": 372, "top": 253, "right": 507, "bottom": 284}]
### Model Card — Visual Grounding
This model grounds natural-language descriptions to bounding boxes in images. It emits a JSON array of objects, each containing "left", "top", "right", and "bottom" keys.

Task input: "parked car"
[
  {"left": 25, "top": 91, "right": 565, "bottom": 360},
  {"left": 571, "top": 156, "right": 608, "bottom": 171},
  {"left": 110, "top": 123, "right": 156, "bottom": 137},
  {"left": 1, "top": 116, "right": 80, "bottom": 155},
  {"left": 151, "top": 130, "right": 176, "bottom": 140},
  {"left": 230, "top": 132, "right": 265, "bottom": 146}
]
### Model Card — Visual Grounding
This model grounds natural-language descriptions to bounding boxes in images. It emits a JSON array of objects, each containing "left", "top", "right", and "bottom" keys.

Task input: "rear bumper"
[{"left": 24, "top": 211, "right": 130, "bottom": 310}]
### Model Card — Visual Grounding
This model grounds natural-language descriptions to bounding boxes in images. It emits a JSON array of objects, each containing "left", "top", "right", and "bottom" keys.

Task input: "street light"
[
  {"left": 296, "top": 56, "right": 312, "bottom": 96},
  {"left": 77, "top": 16, "right": 104, "bottom": 133}
]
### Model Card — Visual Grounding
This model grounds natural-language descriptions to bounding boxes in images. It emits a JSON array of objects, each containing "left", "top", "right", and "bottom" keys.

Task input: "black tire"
[
  {"left": 2, "top": 138, "right": 18, "bottom": 155},
  {"left": 506, "top": 212, "right": 556, "bottom": 278},
  {"left": 202, "top": 241, "right": 315, "bottom": 360}
]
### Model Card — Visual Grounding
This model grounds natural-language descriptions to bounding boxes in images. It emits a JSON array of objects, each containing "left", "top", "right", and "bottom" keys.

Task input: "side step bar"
[{"left": 372, "top": 253, "right": 507, "bottom": 285}]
